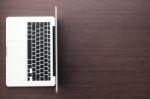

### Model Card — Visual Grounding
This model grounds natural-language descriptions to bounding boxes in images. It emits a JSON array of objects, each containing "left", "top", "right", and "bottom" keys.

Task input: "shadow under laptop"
[{"left": 58, "top": 20, "right": 74, "bottom": 88}]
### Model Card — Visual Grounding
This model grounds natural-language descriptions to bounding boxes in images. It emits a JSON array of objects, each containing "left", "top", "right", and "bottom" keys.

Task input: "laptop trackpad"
[{"left": 7, "top": 41, "right": 27, "bottom": 63}]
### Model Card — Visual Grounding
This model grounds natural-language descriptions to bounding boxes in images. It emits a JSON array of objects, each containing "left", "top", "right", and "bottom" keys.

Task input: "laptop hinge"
[{"left": 53, "top": 26, "right": 56, "bottom": 76}]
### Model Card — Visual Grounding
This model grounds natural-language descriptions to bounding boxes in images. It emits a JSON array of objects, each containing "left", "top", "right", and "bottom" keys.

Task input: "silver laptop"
[{"left": 6, "top": 6, "right": 58, "bottom": 92}]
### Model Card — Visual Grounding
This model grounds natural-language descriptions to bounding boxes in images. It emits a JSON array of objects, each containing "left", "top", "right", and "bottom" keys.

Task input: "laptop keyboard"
[{"left": 27, "top": 22, "right": 51, "bottom": 81}]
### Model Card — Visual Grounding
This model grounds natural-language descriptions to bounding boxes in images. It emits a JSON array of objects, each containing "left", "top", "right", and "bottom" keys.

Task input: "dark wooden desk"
[{"left": 1, "top": 0, "right": 150, "bottom": 99}]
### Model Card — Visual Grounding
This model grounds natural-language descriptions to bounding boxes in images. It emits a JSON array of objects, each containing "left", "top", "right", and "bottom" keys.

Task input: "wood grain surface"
[{"left": 0, "top": 0, "right": 150, "bottom": 99}]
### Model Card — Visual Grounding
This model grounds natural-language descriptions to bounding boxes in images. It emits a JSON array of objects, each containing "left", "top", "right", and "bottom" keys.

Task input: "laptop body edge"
[{"left": 6, "top": 16, "right": 56, "bottom": 87}]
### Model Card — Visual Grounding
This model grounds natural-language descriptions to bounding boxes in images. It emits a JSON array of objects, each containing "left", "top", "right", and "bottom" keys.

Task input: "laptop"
[{"left": 6, "top": 6, "right": 58, "bottom": 92}]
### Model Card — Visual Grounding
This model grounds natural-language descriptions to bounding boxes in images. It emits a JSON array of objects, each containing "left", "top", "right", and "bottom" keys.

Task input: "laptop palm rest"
[{"left": 7, "top": 41, "right": 27, "bottom": 63}]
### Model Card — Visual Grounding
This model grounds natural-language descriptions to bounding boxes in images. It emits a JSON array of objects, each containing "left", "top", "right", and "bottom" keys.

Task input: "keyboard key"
[
  {"left": 36, "top": 66, "right": 39, "bottom": 69},
  {"left": 36, "top": 33, "right": 39, "bottom": 36},
  {"left": 40, "top": 61, "right": 44, "bottom": 64},
  {"left": 36, "top": 62, "right": 39, "bottom": 65},
  {"left": 28, "top": 73, "right": 32, "bottom": 77},
  {"left": 28, "top": 30, "right": 31, "bottom": 34},
  {"left": 40, "top": 22, "right": 43, "bottom": 27},
  {"left": 36, "top": 74, "right": 40, "bottom": 80},
  {"left": 44, "top": 63, "right": 48, "bottom": 66},
  {"left": 36, "top": 22, "right": 39, "bottom": 28},
  {"left": 32, "top": 52, "right": 35, "bottom": 55},
  {"left": 48, "top": 77, "right": 50, "bottom": 80},
  {"left": 40, "top": 37, "right": 44, "bottom": 40},
  {"left": 40, "top": 73, "right": 44, "bottom": 76},
  {"left": 28, "top": 65, "right": 31, "bottom": 68},
  {"left": 32, "top": 73, "right": 35, "bottom": 80},
  {"left": 28, "top": 40, "right": 31, "bottom": 59},
  {"left": 44, "top": 27, "right": 47, "bottom": 29},
  {"left": 44, "top": 47, "right": 47, "bottom": 50},
  {"left": 32, "top": 31, "right": 35, "bottom": 35},
  {"left": 40, "top": 77, "right": 44, "bottom": 81},
  {"left": 32, "top": 59, "right": 35, "bottom": 63},
  {"left": 45, "top": 75, "right": 48, "bottom": 80},
  {"left": 36, "top": 38, "right": 39, "bottom": 41},
  {"left": 36, "top": 58, "right": 40, "bottom": 61},
  {"left": 32, "top": 64, "right": 36, "bottom": 67},
  {"left": 44, "top": 22, "right": 47, "bottom": 25},
  {"left": 28, "top": 22, "right": 31, "bottom": 26},
  {"left": 40, "top": 69, "right": 44, "bottom": 72},
  {"left": 44, "top": 59, "right": 48, "bottom": 62},
  {"left": 48, "top": 35, "right": 50, "bottom": 38},
  {"left": 48, "top": 31, "right": 50, "bottom": 34},
  {"left": 32, "top": 23, "right": 35, "bottom": 30},
  {"left": 40, "top": 57, "right": 44, "bottom": 60},
  {"left": 28, "top": 60, "right": 31, "bottom": 64},
  {"left": 32, "top": 36, "right": 35, "bottom": 39},
  {"left": 36, "top": 70, "right": 40, "bottom": 73},
  {"left": 32, "top": 68, "right": 36, "bottom": 71},
  {"left": 28, "top": 26, "right": 31, "bottom": 30},
  {"left": 40, "top": 49, "right": 44, "bottom": 53},
  {"left": 36, "top": 50, "right": 40, "bottom": 53},
  {"left": 28, "top": 35, "right": 32, "bottom": 39},
  {"left": 48, "top": 22, "right": 50, "bottom": 26},
  {"left": 32, "top": 44, "right": 35, "bottom": 47},
  {"left": 44, "top": 67, "right": 48, "bottom": 71}
]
